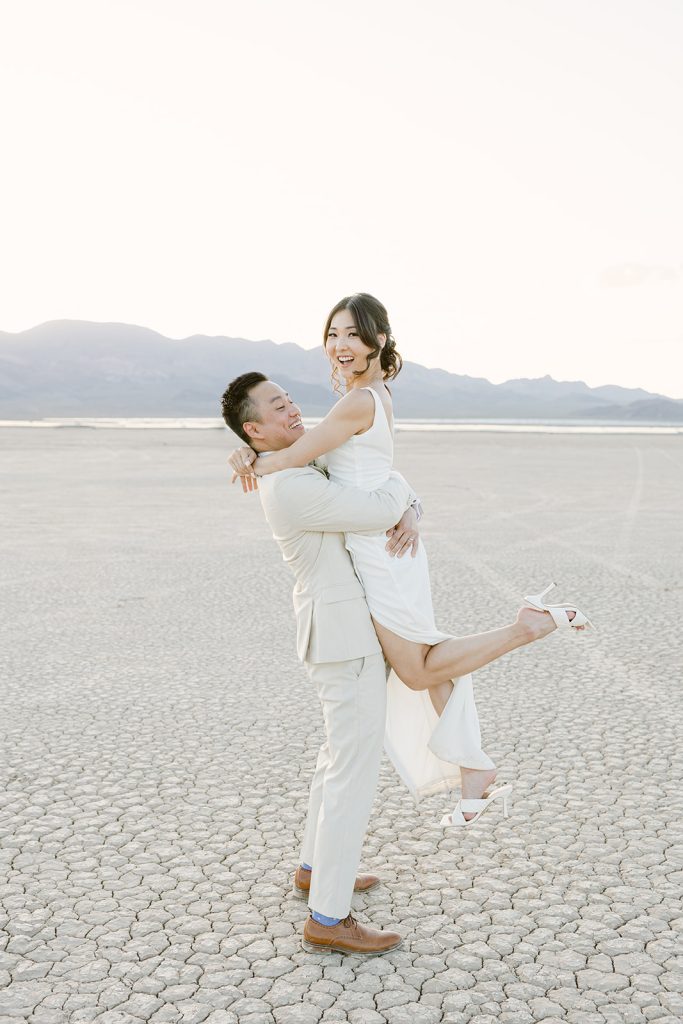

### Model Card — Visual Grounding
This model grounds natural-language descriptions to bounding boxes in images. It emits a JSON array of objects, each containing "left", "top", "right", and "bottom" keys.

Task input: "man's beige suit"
[{"left": 258, "top": 463, "right": 414, "bottom": 918}]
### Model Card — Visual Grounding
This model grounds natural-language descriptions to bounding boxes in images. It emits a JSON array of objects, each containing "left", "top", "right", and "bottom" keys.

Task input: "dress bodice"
[{"left": 325, "top": 387, "right": 393, "bottom": 491}]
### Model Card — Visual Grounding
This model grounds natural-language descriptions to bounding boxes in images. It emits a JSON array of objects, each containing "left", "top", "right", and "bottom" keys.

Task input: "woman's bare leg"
[
  {"left": 376, "top": 606, "right": 571, "bottom": 818},
  {"left": 426, "top": 680, "right": 454, "bottom": 715},
  {"left": 374, "top": 606, "right": 558, "bottom": 694}
]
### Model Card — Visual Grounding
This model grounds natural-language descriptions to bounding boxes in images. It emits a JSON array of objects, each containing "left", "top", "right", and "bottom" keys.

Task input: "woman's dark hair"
[{"left": 323, "top": 293, "right": 403, "bottom": 389}]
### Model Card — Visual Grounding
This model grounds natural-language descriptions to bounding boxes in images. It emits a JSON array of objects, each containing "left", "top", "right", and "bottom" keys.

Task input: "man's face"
[{"left": 244, "top": 380, "right": 305, "bottom": 450}]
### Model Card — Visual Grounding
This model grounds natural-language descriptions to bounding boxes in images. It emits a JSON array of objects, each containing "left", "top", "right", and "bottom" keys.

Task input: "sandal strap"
[
  {"left": 459, "top": 799, "right": 487, "bottom": 811},
  {"left": 549, "top": 606, "right": 573, "bottom": 629},
  {"left": 446, "top": 785, "right": 513, "bottom": 827},
  {"left": 447, "top": 805, "right": 468, "bottom": 826},
  {"left": 446, "top": 800, "right": 485, "bottom": 826},
  {"left": 547, "top": 605, "right": 589, "bottom": 629}
]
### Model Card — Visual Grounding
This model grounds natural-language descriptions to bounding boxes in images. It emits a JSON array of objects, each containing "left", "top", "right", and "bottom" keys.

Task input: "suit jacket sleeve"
[{"left": 265, "top": 467, "right": 415, "bottom": 535}]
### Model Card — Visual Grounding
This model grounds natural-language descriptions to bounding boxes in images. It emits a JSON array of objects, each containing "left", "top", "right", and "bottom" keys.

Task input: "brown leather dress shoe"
[
  {"left": 302, "top": 913, "right": 402, "bottom": 956},
  {"left": 292, "top": 865, "right": 380, "bottom": 900}
]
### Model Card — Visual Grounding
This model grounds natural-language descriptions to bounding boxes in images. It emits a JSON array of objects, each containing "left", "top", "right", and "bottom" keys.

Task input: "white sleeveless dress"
[{"left": 325, "top": 386, "right": 496, "bottom": 803}]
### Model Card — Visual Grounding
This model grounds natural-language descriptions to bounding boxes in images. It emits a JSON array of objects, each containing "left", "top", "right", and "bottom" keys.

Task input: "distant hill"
[{"left": 1, "top": 320, "right": 681, "bottom": 422}]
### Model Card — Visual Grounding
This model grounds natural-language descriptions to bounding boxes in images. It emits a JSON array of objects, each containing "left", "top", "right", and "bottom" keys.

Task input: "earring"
[{"left": 330, "top": 364, "right": 343, "bottom": 396}]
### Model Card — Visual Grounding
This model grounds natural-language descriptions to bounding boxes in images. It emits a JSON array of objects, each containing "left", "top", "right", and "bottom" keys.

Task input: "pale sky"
[{"left": 2, "top": 0, "right": 682, "bottom": 397}]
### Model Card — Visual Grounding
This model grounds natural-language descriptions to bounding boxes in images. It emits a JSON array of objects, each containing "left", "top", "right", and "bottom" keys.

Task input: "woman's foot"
[
  {"left": 522, "top": 583, "right": 592, "bottom": 632},
  {"left": 459, "top": 766, "right": 498, "bottom": 821},
  {"left": 517, "top": 605, "right": 580, "bottom": 642}
]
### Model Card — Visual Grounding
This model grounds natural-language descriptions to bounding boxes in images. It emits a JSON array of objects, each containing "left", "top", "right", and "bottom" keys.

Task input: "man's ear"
[{"left": 243, "top": 421, "right": 261, "bottom": 442}]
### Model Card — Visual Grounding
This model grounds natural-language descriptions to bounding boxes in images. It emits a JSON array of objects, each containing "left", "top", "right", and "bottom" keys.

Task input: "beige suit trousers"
[{"left": 298, "top": 652, "right": 387, "bottom": 919}]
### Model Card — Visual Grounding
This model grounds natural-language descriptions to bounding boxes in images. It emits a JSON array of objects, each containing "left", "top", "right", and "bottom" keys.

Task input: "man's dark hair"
[{"left": 221, "top": 372, "right": 268, "bottom": 444}]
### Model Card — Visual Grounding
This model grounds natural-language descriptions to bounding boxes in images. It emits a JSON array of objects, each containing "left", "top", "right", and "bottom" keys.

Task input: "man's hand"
[
  {"left": 228, "top": 446, "right": 258, "bottom": 493},
  {"left": 385, "top": 507, "right": 419, "bottom": 558}
]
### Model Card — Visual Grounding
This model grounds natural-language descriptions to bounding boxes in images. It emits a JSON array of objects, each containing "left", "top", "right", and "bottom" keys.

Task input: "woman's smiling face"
[{"left": 325, "top": 308, "right": 383, "bottom": 384}]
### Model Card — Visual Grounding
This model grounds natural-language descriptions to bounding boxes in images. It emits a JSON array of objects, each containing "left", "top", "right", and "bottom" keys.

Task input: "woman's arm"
[
  {"left": 263, "top": 468, "right": 413, "bottom": 534},
  {"left": 254, "top": 389, "right": 374, "bottom": 476}
]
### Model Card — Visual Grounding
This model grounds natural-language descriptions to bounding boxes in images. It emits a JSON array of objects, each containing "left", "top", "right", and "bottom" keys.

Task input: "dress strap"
[
  {"left": 360, "top": 385, "right": 382, "bottom": 410},
  {"left": 360, "top": 386, "right": 392, "bottom": 434}
]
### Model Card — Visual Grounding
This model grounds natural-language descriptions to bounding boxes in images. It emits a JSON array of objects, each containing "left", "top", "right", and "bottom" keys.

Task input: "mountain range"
[{"left": 1, "top": 320, "right": 681, "bottom": 421}]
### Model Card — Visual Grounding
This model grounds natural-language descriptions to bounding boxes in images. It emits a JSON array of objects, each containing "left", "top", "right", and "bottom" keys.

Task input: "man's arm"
[{"left": 264, "top": 468, "right": 415, "bottom": 535}]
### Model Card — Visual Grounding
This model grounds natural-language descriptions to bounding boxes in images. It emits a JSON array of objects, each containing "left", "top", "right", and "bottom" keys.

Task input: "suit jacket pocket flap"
[{"left": 321, "top": 581, "right": 365, "bottom": 604}]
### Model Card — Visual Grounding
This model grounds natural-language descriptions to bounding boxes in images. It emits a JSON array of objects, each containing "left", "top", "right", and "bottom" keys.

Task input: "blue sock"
[
  {"left": 300, "top": 864, "right": 342, "bottom": 925},
  {"left": 311, "top": 909, "right": 342, "bottom": 926}
]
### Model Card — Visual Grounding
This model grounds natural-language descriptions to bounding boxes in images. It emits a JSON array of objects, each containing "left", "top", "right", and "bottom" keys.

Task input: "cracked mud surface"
[{"left": 1, "top": 428, "right": 682, "bottom": 1023}]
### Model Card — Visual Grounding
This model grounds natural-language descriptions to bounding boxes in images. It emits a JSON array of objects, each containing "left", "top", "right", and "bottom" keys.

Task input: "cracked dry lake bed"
[{"left": 1, "top": 427, "right": 682, "bottom": 1023}]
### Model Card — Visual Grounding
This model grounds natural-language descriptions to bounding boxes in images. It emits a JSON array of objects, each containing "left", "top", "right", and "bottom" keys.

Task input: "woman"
[{"left": 230, "top": 293, "right": 590, "bottom": 826}]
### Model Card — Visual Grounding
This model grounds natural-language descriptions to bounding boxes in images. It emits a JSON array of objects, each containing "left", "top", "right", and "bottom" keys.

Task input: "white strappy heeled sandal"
[
  {"left": 439, "top": 783, "right": 513, "bottom": 828},
  {"left": 523, "top": 581, "right": 594, "bottom": 630}
]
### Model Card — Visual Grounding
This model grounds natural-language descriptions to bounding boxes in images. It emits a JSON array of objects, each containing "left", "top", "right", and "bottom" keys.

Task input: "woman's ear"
[{"left": 377, "top": 333, "right": 387, "bottom": 349}]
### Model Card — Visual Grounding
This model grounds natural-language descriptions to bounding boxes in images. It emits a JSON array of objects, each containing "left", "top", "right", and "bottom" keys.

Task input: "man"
[{"left": 222, "top": 372, "right": 420, "bottom": 956}]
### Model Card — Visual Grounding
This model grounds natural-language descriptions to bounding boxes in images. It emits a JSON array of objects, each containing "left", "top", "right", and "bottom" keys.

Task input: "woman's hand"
[
  {"left": 385, "top": 507, "right": 419, "bottom": 558},
  {"left": 228, "top": 446, "right": 258, "bottom": 492},
  {"left": 253, "top": 453, "right": 281, "bottom": 477}
]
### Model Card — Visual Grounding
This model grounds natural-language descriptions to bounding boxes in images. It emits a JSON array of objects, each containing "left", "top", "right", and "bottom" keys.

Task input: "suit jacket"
[{"left": 258, "top": 466, "right": 415, "bottom": 664}]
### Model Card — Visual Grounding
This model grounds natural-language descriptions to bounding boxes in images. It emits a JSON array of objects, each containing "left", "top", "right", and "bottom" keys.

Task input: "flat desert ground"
[{"left": 1, "top": 427, "right": 682, "bottom": 1024}]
